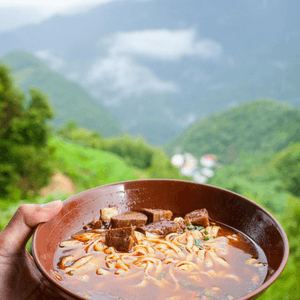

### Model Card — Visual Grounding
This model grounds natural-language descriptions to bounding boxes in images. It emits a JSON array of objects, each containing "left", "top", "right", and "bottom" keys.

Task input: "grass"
[{"left": 51, "top": 136, "right": 145, "bottom": 192}]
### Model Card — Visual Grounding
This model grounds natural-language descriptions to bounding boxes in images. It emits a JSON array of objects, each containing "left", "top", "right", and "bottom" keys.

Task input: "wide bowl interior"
[{"left": 32, "top": 179, "right": 289, "bottom": 300}]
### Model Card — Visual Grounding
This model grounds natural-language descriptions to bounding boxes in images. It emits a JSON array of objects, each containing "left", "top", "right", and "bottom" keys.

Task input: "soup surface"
[{"left": 53, "top": 208, "right": 268, "bottom": 300}]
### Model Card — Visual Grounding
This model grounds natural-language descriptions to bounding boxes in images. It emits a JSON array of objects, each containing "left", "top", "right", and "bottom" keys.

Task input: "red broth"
[{"left": 53, "top": 221, "right": 268, "bottom": 300}]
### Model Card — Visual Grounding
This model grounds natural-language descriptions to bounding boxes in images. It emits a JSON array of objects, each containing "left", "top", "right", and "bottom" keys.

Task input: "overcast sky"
[
  {"left": 0, "top": 0, "right": 115, "bottom": 11},
  {"left": 0, "top": 0, "right": 118, "bottom": 32}
]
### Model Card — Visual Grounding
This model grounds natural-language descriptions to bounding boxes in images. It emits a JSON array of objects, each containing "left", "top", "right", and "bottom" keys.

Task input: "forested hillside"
[
  {"left": 166, "top": 99, "right": 300, "bottom": 161},
  {"left": 0, "top": 51, "right": 122, "bottom": 137},
  {"left": 57, "top": 121, "right": 188, "bottom": 180}
]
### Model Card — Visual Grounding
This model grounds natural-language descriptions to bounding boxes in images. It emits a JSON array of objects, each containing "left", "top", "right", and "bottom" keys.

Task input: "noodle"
[
  {"left": 55, "top": 209, "right": 268, "bottom": 300},
  {"left": 58, "top": 225, "right": 229, "bottom": 277}
]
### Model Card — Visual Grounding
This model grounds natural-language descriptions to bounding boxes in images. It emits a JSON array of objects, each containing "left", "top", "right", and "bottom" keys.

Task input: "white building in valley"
[
  {"left": 171, "top": 152, "right": 218, "bottom": 183},
  {"left": 200, "top": 154, "right": 217, "bottom": 168}
]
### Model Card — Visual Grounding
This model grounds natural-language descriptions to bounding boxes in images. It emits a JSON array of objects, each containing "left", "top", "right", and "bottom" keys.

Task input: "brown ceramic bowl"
[{"left": 32, "top": 179, "right": 289, "bottom": 300}]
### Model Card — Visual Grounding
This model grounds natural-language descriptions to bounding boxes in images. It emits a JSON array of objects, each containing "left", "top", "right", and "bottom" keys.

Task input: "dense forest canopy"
[{"left": 166, "top": 99, "right": 300, "bottom": 162}]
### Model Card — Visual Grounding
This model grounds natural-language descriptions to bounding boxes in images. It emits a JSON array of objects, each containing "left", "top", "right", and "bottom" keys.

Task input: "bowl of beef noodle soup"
[{"left": 32, "top": 179, "right": 289, "bottom": 300}]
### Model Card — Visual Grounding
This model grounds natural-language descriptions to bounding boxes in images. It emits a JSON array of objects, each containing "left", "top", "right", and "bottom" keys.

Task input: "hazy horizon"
[{"left": 0, "top": 0, "right": 119, "bottom": 33}]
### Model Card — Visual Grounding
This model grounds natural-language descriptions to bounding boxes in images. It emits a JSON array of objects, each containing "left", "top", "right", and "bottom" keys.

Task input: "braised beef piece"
[
  {"left": 111, "top": 212, "right": 147, "bottom": 228},
  {"left": 138, "top": 220, "right": 181, "bottom": 236},
  {"left": 105, "top": 227, "right": 136, "bottom": 252},
  {"left": 140, "top": 208, "right": 173, "bottom": 223},
  {"left": 185, "top": 208, "right": 210, "bottom": 227},
  {"left": 90, "top": 218, "right": 102, "bottom": 229},
  {"left": 83, "top": 218, "right": 102, "bottom": 230}
]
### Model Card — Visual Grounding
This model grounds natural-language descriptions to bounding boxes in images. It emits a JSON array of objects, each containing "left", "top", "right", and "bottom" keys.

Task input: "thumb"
[{"left": 0, "top": 200, "right": 63, "bottom": 254}]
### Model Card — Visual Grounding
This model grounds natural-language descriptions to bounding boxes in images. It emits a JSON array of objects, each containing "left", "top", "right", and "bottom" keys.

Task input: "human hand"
[{"left": 0, "top": 200, "right": 68, "bottom": 299}]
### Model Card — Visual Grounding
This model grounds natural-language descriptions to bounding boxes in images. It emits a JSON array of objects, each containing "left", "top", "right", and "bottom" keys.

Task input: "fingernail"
[{"left": 41, "top": 200, "right": 62, "bottom": 208}]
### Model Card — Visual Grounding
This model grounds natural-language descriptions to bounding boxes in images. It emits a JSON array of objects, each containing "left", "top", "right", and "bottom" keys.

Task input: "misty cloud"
[
  {"left": 35, "top": 49, "right": 65, "bottom": 70},
  {"left": 164, "top": 108, "right": 198, "bottom": 128},
  {"left": 105, "top": 29, "right": 223, "bottom": 61},
  {"left": 86, "top": 28, "right": 223, "bottom": 106},
  {"left": 86, "top": 55, "right": 179, "bottom": 106},
  {"left": 273, "top": 60, "right": 287, "bottom": 70},
  {"left": 178, "top": 112, "right": 197, "bottom": 128}
]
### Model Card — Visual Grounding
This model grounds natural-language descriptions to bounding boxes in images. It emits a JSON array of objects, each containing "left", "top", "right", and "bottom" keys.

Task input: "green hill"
[
  {"left": 0, "top": 51, "right": 123, "bottom": 137},
  {"left": 165, "top": 99, "right": 300, "bottom": 161},
  {"left": 51, "top": 136, "right": 142, "bottom": 192}
]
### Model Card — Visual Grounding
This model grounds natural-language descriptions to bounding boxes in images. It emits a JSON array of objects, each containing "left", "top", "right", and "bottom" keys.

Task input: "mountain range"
[
  {"left": 0, "top": 0, "right": 299, "bottom": 145},
  {"left": 1, "top": 51, "right": 122, "bottom": 137}
]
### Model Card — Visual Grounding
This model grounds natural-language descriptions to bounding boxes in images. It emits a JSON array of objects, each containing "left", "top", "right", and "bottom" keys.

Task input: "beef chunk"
[
  {"left": 185, "top": 208, "right": 210, "bottom": 227},
  {"left": 100, "top": 207, "right": 119, "bottom": 221},
  {"left": 140, "top": 208, "right": 173, "bottom": 223},
  {"left": 90, "top": 218, "right": 102, "bottom": 229},
  {"left": 83, "top": 218, "right": 102, "bottom": 230},
  {"left": 105, "top": 227, "right": 136, "bottom": 252},
  {"left": 111, "top": 212, "right": 147, "bottom": 228},
  {"left": 138, "top": 220, "right": 181, "bottom": 236}
]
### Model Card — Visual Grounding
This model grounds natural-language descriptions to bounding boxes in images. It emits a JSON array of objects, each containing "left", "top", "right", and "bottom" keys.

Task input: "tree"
[
  {"left": 0, "top": 64, "right": 54, "bottom": 198},
  {"left": 272, "top": 143, "right": 300, "bottom": 197}
]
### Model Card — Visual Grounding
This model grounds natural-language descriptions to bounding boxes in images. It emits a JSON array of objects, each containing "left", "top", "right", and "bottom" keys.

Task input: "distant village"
[{"left": 170, "top": 153, "right": 219, "bottom": 184}]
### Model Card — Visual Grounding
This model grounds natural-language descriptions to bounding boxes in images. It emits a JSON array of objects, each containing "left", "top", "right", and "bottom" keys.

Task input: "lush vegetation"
[
  {"left": 166, "top": 99, "right": 300, "bottom": 162},
  {"left": 0, "top": 64, "right": 55, "bottom": 199},
  {"left": 52, "top": 136, "right": 142, "bottom": 191},
  {"left": 57, "top": 120, "right": 187, "bottom": 180},
  {"left": 272, "top": 143, "right": 300, "bottom": 196}
]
